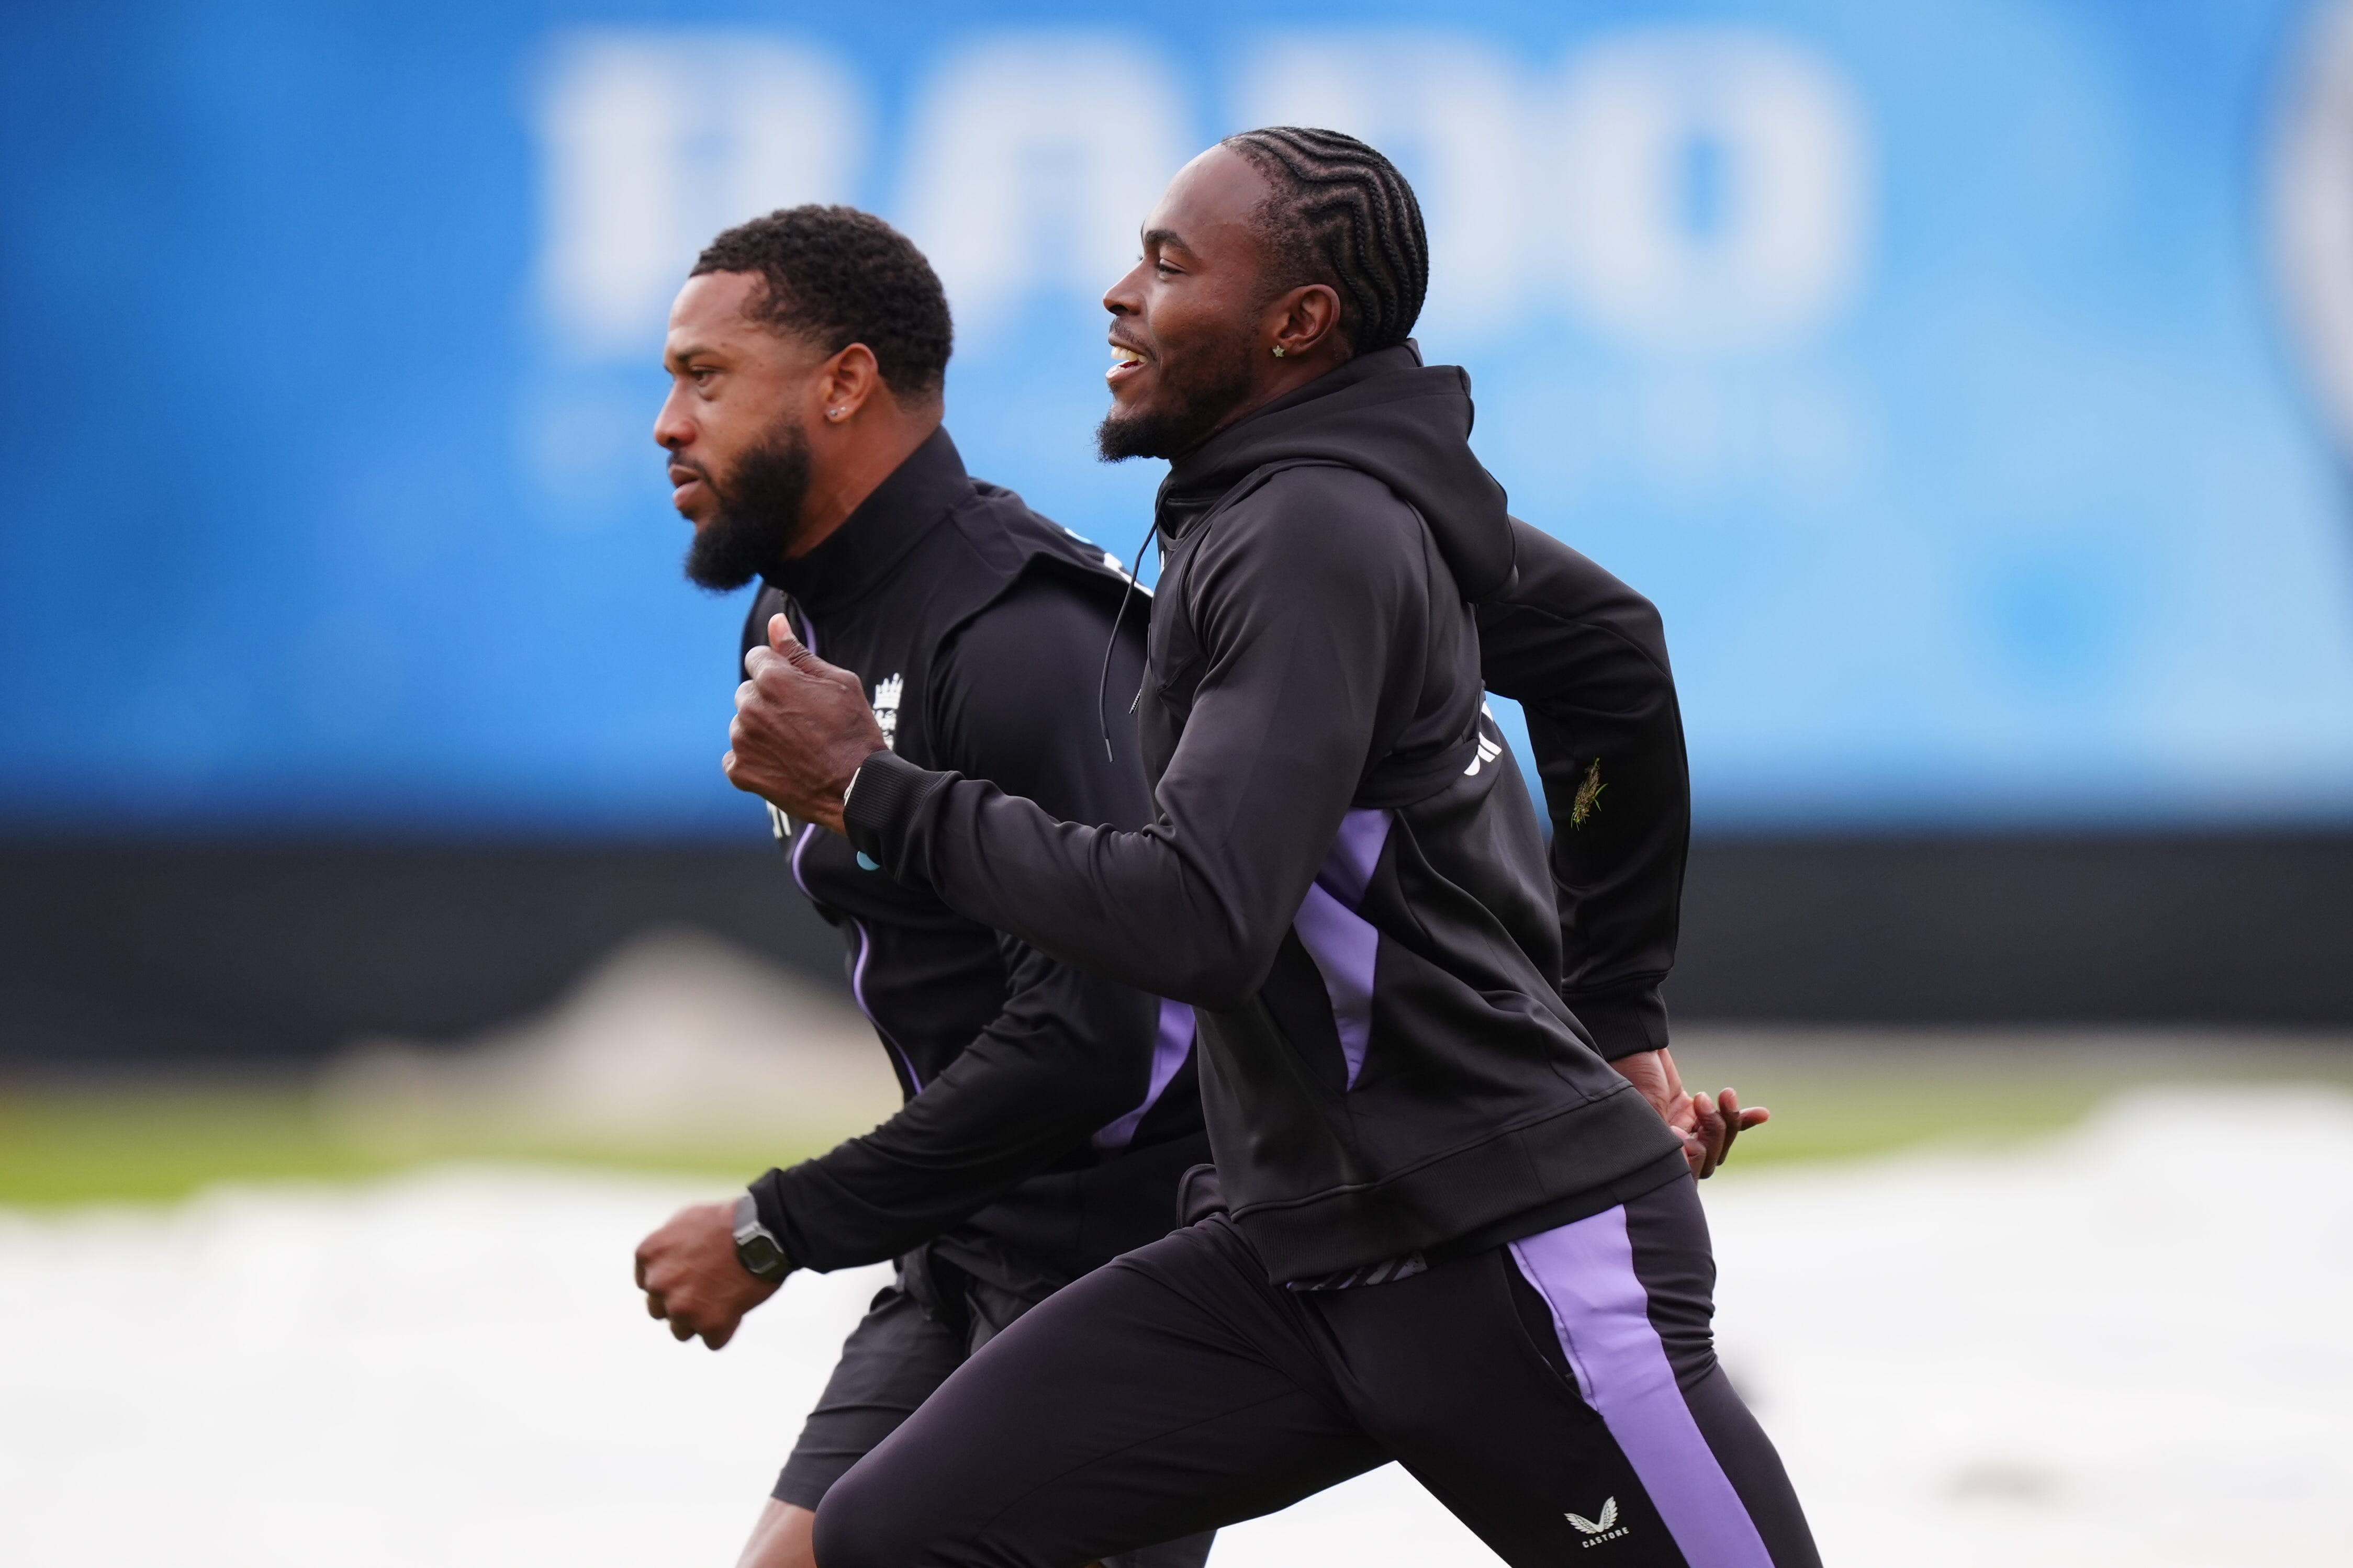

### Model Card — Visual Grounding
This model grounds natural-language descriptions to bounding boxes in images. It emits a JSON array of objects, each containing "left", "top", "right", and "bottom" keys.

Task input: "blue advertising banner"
[{"left": 4, "top": 0, "right": 2352, "bottom": 834}]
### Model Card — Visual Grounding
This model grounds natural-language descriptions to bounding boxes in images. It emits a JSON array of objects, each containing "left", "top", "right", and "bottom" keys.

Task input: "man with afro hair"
[{"left": 631, "top": 204, "right": 1217, "bottom": 1568}]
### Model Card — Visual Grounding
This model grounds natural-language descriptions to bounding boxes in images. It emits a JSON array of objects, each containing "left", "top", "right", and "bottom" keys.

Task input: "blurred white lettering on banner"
[
  {"left": 1234, "top": 29, "right": 1869, "bottom": 353},
  {"left": 1550, "top": 29, "right": 1870, "bottom": 354},
  {"left": 898, "top": 36, "right": 1192, "bottom": 340},
  {"left": 532, "top": 32, "right": 869, "bottom": 355},
  {"left": 519, "top": 25, "right": 1874, "bottom": 511},
  {"left": 527, "top": 26, "right": 1869, "bottom": 360}
]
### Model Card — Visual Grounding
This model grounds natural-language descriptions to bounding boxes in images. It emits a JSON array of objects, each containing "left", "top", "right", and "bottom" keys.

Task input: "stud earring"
[
  {"left": 827, "top": 408, "right": 845, "bottom": 420},
  {"left": 1271, "top": 344, "right": 1287, "bottom": 358}
]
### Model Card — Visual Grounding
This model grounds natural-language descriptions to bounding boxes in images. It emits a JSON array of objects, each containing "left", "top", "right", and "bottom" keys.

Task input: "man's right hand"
[{"left": 723, "top": 617, "right": 888, "bottom": 834}]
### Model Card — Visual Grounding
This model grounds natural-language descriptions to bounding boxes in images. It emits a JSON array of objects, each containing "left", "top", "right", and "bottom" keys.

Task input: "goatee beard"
[
  {"left": 1096, "top": 336, "right": 1260, "bottom": 461},
  {"left": 682, "top": 424, "right": 815, "bottom": 591}
]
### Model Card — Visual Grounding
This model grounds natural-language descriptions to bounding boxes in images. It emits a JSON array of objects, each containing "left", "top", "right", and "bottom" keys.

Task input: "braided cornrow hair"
[{"left": 1220, "top": 126, "right": 1429, "bottom": 355}]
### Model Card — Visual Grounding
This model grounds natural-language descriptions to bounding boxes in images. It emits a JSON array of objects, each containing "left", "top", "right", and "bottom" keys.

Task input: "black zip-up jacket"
[
  {"left": 743, "top": 428, "right": 1211, "bottom": 1293},
  {"left": 844, "top": 347, "right": 1691, "bottom": 1283},
  {"left": 1478, "top": 518, "right": 1691, "bottom": 1057}
]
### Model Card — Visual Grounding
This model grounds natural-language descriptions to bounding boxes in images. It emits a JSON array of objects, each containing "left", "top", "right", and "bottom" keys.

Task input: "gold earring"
[{"left": 1271, "top": 344, "right": 1286, "bottom": 358}]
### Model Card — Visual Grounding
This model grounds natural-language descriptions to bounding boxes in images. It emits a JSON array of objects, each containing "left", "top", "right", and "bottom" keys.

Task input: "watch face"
[{"left": 737, "top": 1231, "right": 789, "bottom": 1280}]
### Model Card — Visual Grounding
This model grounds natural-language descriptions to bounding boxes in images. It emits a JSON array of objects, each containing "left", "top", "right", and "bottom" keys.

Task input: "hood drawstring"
[{"left": 1095, "top": 515, "right": 1159, "bottom": 762}]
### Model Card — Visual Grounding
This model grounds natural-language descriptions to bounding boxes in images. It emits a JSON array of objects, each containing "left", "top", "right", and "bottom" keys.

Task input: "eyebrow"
[
  {"left": 664, "top": 340, "right": 721, "bottom": 368},
  {"left": 1142, "top": 226, "right": 1194, "bottom": 256}
]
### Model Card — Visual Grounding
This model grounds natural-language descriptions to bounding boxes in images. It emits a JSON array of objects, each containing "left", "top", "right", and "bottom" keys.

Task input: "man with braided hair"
[{"left": 722, "top": 132, "right": 1819, "bottom": 1567}]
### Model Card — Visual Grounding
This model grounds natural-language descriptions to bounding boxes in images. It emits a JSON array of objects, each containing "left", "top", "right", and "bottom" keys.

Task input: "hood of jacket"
[{"left": 1152, "top": 341, "right": 1516, "bottom": 601}]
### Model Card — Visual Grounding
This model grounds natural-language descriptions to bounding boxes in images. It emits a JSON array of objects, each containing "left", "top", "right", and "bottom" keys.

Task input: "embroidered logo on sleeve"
[
  {"left": 1570, "top": 757, "right": 1606, "bottom": 828},
  {"left": 872, "top": 674, "right": 903, "bottom": 751}
]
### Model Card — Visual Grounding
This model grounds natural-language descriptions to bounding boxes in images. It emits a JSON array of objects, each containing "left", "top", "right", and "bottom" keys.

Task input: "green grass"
[
  {"left": 1691, "top": 1074, "right": 2111, "bottom": 1168},
  {"left": 0, "top": 1083, "right": 843, "bottom": 1206},
  {"left": 4, "top": 1032, "right": 2347, "bottom": 1205},
  {"left": 1671, "top": 1030, "right": 2353, "bottom": 1171},
  {"left": 0, "top": 1073, "right": 2080, "bottom": 1206}
]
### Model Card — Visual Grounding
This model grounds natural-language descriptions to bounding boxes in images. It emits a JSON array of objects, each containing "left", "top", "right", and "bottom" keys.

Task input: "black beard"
[
  {"left": 1096, "top": 335, "right": 1261, "bottom": 461},
  {"left": 682, "top": 424, "right": 814, "bottom": 591}
]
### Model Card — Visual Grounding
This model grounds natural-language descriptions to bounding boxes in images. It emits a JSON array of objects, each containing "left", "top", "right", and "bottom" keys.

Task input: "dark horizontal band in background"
[
  {"left": 3, "top": 833, "right": 2348, "bottom": 1068},
  {"left": 1671, "top": 832, "right": 2353, "bottom": 1028}
]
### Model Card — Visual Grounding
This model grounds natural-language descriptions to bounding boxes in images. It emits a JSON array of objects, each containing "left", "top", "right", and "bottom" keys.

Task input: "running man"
[
  {"left": 628, "top": 207, "right": 1215, "bottom": 1568},
  {"left": 721, "top": 132, "right": 1814, "bottom": 1566}
]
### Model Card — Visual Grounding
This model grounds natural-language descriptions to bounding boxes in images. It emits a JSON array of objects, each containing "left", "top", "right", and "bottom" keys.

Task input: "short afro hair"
[
  {"left": 1222, "top": 127, "right": 1428, "bottom": 356},
  {"left": 692, "top": 206, "right": 953, "bottom": 398}
]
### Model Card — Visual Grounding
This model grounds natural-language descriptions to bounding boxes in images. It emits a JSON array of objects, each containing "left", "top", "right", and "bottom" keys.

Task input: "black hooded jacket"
[
  {"left": 742, "top": 429, "right": 1211, "bottom": 1292},
  {"left": 843, "top": 348, "right": 1690, "bottom": 1283}
]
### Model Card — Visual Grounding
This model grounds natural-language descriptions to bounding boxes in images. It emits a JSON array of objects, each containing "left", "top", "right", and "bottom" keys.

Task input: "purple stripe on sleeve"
[
  {"left": 1510, "top": 1211, "right": 1773, "bottom": 1568},
  {"left": 1289, "top": 808, "right": 1391, "bottom": 1089},
  {"left": 1093, "top": 999, "right": 1196, "bottom": 1149}
]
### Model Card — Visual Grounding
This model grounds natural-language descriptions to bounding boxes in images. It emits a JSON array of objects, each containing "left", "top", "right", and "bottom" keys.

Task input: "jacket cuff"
[
  {"left": 1564, "top": 980, "right": 1671, "bottom": 1062},
  {"left": 842, "top": 748, "right": 943, "bottom": 864},
  {"left": 746, "top": 1166, "right": 794, "bottom": 1252}
]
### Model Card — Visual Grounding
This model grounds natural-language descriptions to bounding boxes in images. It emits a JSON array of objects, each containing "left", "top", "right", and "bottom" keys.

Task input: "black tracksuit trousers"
[{"left": 812, "top": 1175, "right": 1819, "bottom": 1568}]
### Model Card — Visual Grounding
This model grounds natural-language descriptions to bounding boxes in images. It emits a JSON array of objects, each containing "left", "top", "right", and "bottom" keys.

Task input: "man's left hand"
[
  {"left": 1612, "top": 1046, "right": 1769, "bottom": 1179},
  {"left": 634, "top": 1201, "right": 781, "bottom": 1350},
  {"left": 724, "top": 615, "right": 888, "bottom": 834}
]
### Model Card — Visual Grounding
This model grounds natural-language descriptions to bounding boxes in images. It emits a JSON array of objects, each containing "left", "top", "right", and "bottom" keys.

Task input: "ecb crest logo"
[{"left": 2270, "top": 0, "right": 2353, "bottom": 472}]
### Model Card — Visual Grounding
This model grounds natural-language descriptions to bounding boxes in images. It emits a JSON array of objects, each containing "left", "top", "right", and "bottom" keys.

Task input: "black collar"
[
  {"left": 1154, "top": 342, "right": 1425, "bottom": 540},
  {"left": 766, "top": 425, "right": 971, "bottom": 616}
]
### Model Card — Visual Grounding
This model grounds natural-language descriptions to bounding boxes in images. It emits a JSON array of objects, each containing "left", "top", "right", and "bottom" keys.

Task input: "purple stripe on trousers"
[
  {"left": 1510, "top": 1210, "right": 1773, "bottom": 1568},
  {"left": 1289, "top": 808, "right": 1391, "bottom": 1089},
  {"left": 1093, "top": 999, "right": 1196, "bottom": 1149}
]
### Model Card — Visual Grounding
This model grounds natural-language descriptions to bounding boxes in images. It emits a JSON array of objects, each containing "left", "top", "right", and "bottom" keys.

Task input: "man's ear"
[
  {"left": 1270, "top": 284, "right": 1347, "bottom": 360},
  {"left": 818, "top": 343, "right": 888, "bottom": 425}
]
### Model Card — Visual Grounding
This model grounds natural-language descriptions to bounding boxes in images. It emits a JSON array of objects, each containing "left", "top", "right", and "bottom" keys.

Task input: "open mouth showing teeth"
[{"left": 1106, "top": 342, "right": 1148, "bottom": 387}]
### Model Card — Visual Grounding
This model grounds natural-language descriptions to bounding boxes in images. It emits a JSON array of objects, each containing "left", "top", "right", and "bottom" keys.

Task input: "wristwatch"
[{"left": 732, "top": 1192, "right": 792, "bottom": 1281}]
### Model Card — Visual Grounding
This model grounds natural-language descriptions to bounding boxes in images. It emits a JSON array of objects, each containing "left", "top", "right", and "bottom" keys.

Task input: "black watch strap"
[{"left": 732, "top": 1192, "right": 792, "bottom": 1281}]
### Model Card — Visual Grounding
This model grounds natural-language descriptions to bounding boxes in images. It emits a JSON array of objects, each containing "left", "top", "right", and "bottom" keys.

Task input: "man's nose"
[{"left": 1102, "top": 262, "right": 1146, "bottom": 317}]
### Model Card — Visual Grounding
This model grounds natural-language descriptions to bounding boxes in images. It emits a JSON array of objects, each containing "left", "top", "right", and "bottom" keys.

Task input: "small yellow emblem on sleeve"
[{"left": 1570, "top": 758, "right": 1606, "bottom": 828}]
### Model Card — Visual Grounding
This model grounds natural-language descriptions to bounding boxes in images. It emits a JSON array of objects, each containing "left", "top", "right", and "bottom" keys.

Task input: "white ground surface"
[{"left": 4, "top": 1085, "right": 2349, "bottom": 1567}]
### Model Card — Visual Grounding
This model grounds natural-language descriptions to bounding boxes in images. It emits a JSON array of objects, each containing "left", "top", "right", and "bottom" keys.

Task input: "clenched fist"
[
  {"left": 634, "top": 1200, "right": 781, "bottom": 1351},
  {"left": 724, "top": 614, "right": 889, "bottom": 833}
]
